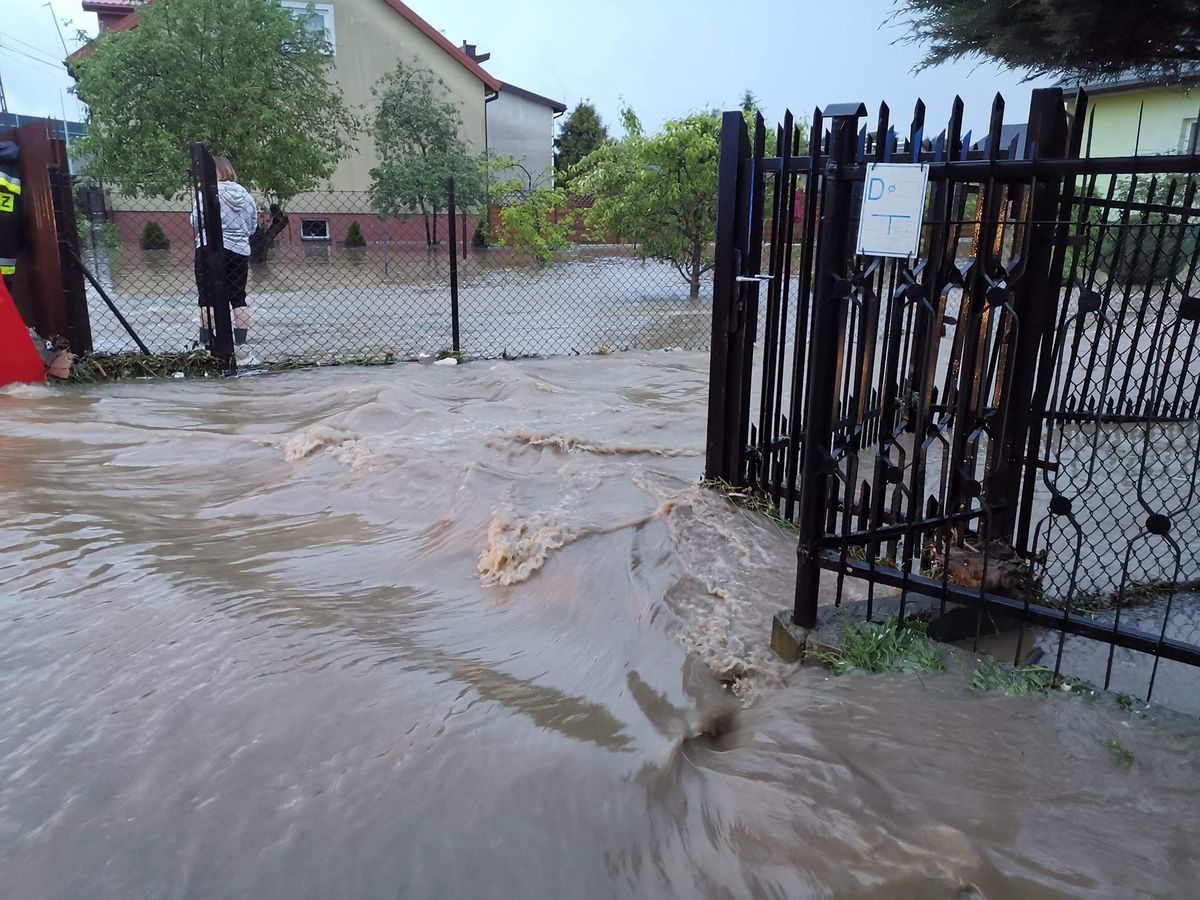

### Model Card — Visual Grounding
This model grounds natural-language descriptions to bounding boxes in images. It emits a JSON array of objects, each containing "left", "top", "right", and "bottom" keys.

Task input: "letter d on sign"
[{"left": 868, "top": 177, "right": 885, "bottom": 201}]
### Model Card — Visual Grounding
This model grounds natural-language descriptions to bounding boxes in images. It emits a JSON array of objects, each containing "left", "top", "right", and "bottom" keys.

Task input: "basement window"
[{"left": 300, "top": 219, "right": 330, "bottom": 241}]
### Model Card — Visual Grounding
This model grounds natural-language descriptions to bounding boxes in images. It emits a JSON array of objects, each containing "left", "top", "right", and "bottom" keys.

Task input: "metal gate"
[
  {"left": 0, "top": 117, "right": 90, "bottom": 353},
  {"left": 706, "top": 87, "right": 1200, "bottom": 702}
]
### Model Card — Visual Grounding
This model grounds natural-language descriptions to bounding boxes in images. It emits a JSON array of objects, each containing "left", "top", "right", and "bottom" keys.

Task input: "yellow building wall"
[
  {"left": 325, "top": 0, "right": 488, "bottom": 192},
  {"left": 1074, "top": 85, "right": 1200, "bottom": 157}
]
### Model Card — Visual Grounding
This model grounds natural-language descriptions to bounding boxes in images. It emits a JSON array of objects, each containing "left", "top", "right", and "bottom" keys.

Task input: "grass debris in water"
[
  {"left": 967, "top": 657, "right": 1058, "bottom": 695},
  {"left": 816, "top": 614, "right": 945, "bottom": 675},
  {"left": 966, "top": 656, "right": 1095, "bottom": 697},
  {"left": 69, "top": 351, "right": 222, "bottom": 382},
  {"left": 1103, "top": 738, "right": 1136, "bottom": 766},
  {"left": 699, "top": 477, "right": 797, "bottom": 532}
]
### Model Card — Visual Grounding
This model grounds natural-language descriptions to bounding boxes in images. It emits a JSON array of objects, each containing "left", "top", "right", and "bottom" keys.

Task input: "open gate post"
[
  {"left": 707, "top": 87, "right": 1200, "bottom": 700},
  {"left": 191, "top": 143, "right": 236, "bottom": 374},
  {"left": 0, "top": 118, "right": 91, "bottom": 353}
]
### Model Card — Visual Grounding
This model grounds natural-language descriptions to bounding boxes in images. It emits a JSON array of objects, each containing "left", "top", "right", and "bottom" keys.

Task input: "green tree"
[
  {"left": 740, "top": 89, "right": 810, "bottom": 157},
  {"left": 488, "top": 163, "right": 573, "bottom": 263},
  {"left": 139, "top": 219, "right": 169, "bottom": 251},
  {"left": 370, "top": 58, "right": 485, "bottom": 245},
  {"left": 343, "top": 221, "right": 366, "bottom": 248},
  {"left": 572, "top": 108, "right": 721, "bottom": 300},
  {"left": 896, "top": 0, "right": 1200, "bottom": 80},
  {"left": 555, "top": 101, "right": 608, "bottom": 185},
  {"left": 72, "top": 0, "right": 356, "bottom": 200}
]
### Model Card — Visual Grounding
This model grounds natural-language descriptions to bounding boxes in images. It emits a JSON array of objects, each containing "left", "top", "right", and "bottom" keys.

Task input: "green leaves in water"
[
  {"left": 815, "top": 614, "right": 946, "bottom": 675},
  {"left": 967, "top": 657, "right": 1058, "bottom": 695},
  {"left": 966, "top": 657, "right": 1096, "bottom": 697},
  {"left": 1103, "top": 739, "right": 1136, "bottom": 766}
]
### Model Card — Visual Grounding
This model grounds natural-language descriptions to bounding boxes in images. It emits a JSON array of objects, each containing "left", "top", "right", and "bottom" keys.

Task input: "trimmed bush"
[
  {"left": 472, "top": 221, "right": 489, "bottom": 248},
  {"left": 343, "top": 221, "right": 366, "bottom": 248},
  {"left": 139, "top": 219, "right": 170, "bottom": 251}
]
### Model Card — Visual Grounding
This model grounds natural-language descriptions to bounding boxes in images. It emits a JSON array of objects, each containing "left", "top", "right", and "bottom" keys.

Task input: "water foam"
[
  {"left": 498, "top": 429, "right": 700, "bottom": 457},
  {"left": 477, "top": 514, "right": 583, "bottom": 586},
  {"left": 0, "top": 382, "right": 56, "bottom": 399},
  {"left": 280, "top": 424, "right": 360, "bottom": 461},
  {"left": 477, "top": 503, "right": 678, "bottom": 587}
]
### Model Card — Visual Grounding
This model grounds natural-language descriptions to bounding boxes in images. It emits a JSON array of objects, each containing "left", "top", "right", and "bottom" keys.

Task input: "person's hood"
[
  {"left": 218, "top": 180, "right": 254, "bottom": 214},
  {"left": 0, "top": 142, "right": 19, "bottom": 165}
]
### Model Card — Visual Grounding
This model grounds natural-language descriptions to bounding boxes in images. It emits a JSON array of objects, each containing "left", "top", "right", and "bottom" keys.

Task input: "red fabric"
[{"left": 0, "top": 280, "right": 45, "bottom": 386}]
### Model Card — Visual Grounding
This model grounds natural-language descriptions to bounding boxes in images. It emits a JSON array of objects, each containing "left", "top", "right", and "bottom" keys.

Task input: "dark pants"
[{"left": 194, "top": 247, "right": 250, "bottom": 309}]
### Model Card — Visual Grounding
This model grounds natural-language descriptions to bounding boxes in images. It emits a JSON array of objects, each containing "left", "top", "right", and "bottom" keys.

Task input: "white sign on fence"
[{"left": 856, "top": 162, "right": 930, "bottom": 258}]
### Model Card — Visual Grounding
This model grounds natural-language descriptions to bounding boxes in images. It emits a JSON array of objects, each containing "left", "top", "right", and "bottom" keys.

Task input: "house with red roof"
[{"left": 73, "top": 1, "right": 563, "bottom": 247}]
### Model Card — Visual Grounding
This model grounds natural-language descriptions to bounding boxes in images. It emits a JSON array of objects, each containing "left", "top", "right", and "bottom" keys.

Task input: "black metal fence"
[
  {"left": 72, "top": 170, "right": 713, "bottom": 366},
  {"left": 707, "top": 87, "right": 1200, "bottom": 705}
]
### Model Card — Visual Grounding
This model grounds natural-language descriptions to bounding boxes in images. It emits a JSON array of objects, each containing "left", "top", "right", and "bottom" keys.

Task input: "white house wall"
[{"left": 488, "top": 91, "right": 557, "bottom": 187}]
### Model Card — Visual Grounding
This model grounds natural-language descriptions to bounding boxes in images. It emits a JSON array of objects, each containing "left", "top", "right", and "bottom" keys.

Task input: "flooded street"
[
  {"left": 2, "top": 352, "right": 1199, "bottom": 899},
  {"left": 85, "top": 249, "right": 713, "bottom": 362}
]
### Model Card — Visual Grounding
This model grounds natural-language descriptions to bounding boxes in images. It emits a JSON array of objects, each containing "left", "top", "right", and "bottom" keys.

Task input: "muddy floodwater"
[{"left": 2, "top": 352, "right": 1199, "bottom": 899}]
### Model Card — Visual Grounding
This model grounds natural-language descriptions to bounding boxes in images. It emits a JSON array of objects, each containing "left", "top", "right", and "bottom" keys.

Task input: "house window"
[
  {"left": 1181, "top": 118, "right": 1200, "bottom": 155},
  {"left": 301, "top": 219, "right": 330, "bottom": 241},
  {"left": 280, "top": 2, "right": 335, "bottom": 53}
]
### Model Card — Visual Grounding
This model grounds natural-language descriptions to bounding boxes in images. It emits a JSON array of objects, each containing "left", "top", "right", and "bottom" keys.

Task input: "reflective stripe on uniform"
[
  {"left": 0, "top": 175, "right": 21, "bottom": 195},
  {"left": 0, "top": 257, "right": 16, "bottom": 274}
]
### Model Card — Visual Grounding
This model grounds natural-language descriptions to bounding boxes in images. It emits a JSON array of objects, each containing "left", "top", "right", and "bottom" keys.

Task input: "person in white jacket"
[{"left": 192, "top": 156, "right": 258, "bottom": 346}]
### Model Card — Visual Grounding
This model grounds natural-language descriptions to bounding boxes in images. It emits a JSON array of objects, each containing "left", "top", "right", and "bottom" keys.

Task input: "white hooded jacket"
[{"left": 191, "top": 181, "right": 258, "bottom": 256}]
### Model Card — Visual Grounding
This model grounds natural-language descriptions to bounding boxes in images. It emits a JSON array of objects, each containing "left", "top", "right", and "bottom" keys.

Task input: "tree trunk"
[
  {"left": 422, "top": 209, "right": 432, "bottom": 246},
  {"left": 688, "top": 241, "right": 703, "bottom": 301}
]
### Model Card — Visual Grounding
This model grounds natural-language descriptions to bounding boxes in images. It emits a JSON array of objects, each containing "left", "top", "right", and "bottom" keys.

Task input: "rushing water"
[{"left": 2, "top": 353, "right": 1199, "bottom": 899}]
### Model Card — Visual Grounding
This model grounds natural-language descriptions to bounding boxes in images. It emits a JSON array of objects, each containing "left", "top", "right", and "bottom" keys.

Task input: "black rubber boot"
[{"left": 234, "top": 328, "right": 248, "bottom": 346}]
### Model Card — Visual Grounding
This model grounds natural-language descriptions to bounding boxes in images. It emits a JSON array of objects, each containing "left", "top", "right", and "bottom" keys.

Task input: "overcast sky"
[{"left": 2, "top": 0, "right": 1053, "bottom": 137}]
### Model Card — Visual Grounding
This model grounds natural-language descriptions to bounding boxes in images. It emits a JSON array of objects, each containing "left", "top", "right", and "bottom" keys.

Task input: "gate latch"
[{"left": 736, "top": 274, "right": 774, "bottom": 283}]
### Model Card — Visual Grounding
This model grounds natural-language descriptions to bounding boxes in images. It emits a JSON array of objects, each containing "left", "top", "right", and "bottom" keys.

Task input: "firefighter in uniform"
[{"left": 0, "top": 141, "right": 21, "bottom": 282}]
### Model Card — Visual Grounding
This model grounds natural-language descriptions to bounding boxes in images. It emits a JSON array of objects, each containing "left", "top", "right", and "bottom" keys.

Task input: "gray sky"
[
  {"left": 2, "top": 0, "right": 1053, "bottom": 137},
  {"left": 1, "top": 0, "right": 92, "bottom": 121}
]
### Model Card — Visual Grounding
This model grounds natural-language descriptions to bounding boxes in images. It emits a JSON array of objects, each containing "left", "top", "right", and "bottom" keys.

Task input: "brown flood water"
[{"left": 2, "top": 352, "right": 1199, "bottom": 899}]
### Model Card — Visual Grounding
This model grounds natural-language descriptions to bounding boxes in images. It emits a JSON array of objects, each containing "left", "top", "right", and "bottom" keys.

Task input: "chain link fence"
[
  {"left": 1033, "top": 173, "right": 1200, "bottom": 600},
  {"left": 75, "top": 184, "right": 714, "bottom": 365}
]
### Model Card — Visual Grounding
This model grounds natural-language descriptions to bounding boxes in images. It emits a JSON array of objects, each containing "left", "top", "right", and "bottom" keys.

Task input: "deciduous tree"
[
  {"left": 573, "top": 108, "right": 720, "bottom": 300},
  {"left": 488, "top": 162, "right": 573, "bottom": 263},
  {"left": 72, "top": 0, "right": 356, "bottom": 200},
  {"left": 370, "top": 59, "right": 485, "bottom": 245}
]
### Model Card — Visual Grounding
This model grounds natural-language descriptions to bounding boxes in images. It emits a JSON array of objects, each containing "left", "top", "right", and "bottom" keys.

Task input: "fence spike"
[
  {"left": 874, "top": 102, "right": 891, "bottom": 163},
  {"left": 947, "top": 96, "right": 965, "bottom": 161},
  {"left": 1067, "top": 89, "right": 1090, "bottom": 158},
  {"left": 987, "top": 92, "right": 1006, "bottom": 161},
  {"left": 909, "top": 98, "right": 926, "bottom": 155},
  {"left": 1134, "top": 100, "right": 1145, "bottom": 157},
  {"left": 810, "top": 107, "right": 823, "bottom": 158}
]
